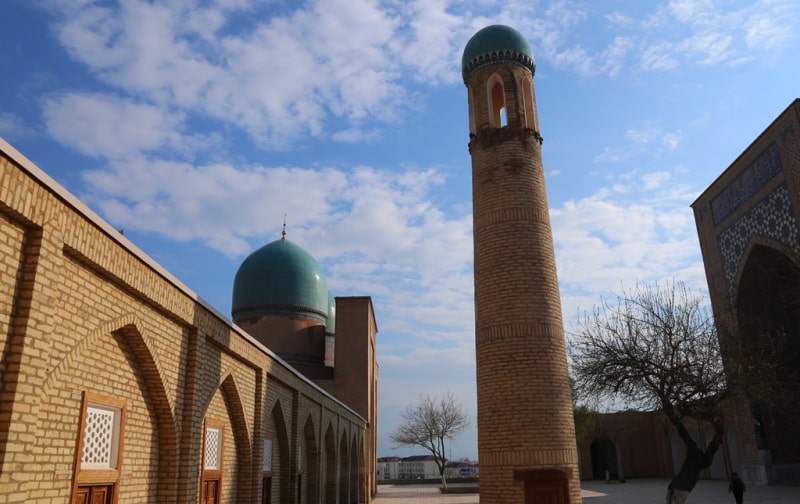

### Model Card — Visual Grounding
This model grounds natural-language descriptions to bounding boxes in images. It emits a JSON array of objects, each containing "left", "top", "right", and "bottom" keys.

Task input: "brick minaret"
[{"left": 462, "top": 25, "right": 581, "bottom": 503}]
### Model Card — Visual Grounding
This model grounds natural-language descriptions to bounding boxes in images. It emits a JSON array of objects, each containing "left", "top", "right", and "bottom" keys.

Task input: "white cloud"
[
  {"left": 594, "top": 147, "right": 634, "bottom": 164},
  {"left": 80, "top": 156, "right": 475, "bottom": 279},
  {"left": 663, "top": 132, "right": 682, "bottom": 150},
  {"left": 596, "top": 124, "right": 683, "bottom": 163},
  {"left": 605, "top": 12, "right": 634, "bottom": 28},
  {"left": 668, "top": 0, "right": 713, "bottom": 24},
  {"left": 45, "top": 0, "right": 407, "bottom": 147},
  {"left": 679, "top": 32, "right": 733, "bottom": 65},
  {"left": 641, "top": 171, "right": 671, "bottom": 189},
  {"left": 393, "top": 0, "right": 466, "bottom": 85},
  {"left": 0, "top": 113, "right": 37, "bottom": 142},
  {"left": 551, "top": 176, "right": 705, "bottom": 321},
  {"left": 82, "top": 159, "right": 350, "bottom": 255},
  {"left": 745, "top": 8, "right": 796, "bottom": 51},
  {"left": 626, "top": 126, "right": 659, "bottom": 144},
  {"left": 598, "top": 36, "right": 635, "bottom": 77},
  {"left": 37, "top": 0, "right": 800, "bottom": 157},
  {"left": 42, "top": 92, "right": 200, "bottom": 159},
  {"left": 523, "top": 1, "right": 596, "bottom": 75},
  {"left": 331, "top": 127, "right": 381, "bottom": 144},
  {"left": 640, "top": 41, "right": 679, "bottom": 72}
]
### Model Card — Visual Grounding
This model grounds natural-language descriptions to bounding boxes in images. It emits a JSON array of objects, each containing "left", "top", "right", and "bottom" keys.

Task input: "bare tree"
[
  {"left": 569, "top": 281, "right": 733, "bottom": 504},
  {"left": 390, "top": 392, "right": 469, "bottom": 489}
]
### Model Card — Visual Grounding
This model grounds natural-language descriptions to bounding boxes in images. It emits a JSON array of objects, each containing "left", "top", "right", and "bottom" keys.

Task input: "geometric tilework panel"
[
  {"left": 718, "top": 183, "right": 800, "bottom": 298},
  {"left": 82, "top": 405, "right": 118, "bottom": 469},
  {"left": 204, "top": 426, "right": 222, "bottom": 470}
]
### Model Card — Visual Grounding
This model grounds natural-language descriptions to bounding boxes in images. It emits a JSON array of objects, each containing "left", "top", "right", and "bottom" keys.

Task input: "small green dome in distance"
[
  {"left": 462, "top": 24, "right": 536, "bottom": 83},
  {"left": 232, "top": 238, "right": 329, "bottom": 323}
]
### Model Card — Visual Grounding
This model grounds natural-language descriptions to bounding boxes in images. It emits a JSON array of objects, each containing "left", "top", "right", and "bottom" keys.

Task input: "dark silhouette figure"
[{"left": 729, "top": 472, "right": 746, "bottom": 504}]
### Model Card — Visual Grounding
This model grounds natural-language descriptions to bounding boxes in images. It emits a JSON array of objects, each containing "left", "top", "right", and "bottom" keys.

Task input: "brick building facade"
[
  {"left": 692, "top": 99, "right": 800, "bottom": 484},
  {"left": 576, "top": 410, "right": 730, "bottom": 482},
  {"left": 0, "top": 137, "right": 377, "bottom": 503}
]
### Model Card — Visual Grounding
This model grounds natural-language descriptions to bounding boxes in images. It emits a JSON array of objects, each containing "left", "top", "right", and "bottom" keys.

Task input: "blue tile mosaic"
[
  {"left": 718, "top": 184, "right": 800, "bottom": 298},
  {"left": 711, "top": 142, "right": 782, "bottom": 226}
]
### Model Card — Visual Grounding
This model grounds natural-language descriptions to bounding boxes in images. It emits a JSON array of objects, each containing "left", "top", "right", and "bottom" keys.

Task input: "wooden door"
[
  {"left": 529, "top": 481, "right": 568, "bottom": 504},
  {"left": 261, "top": 476, "right": 272, "bottom": 504},
  {"left": 202, "top": 479, "right": 220, "bottom": 504},
  {"left": 517, "top": 468, "right": 570, "bottom": 504},
  {"left": 73, "top": 485, "right": 113, "bottom": 504}
]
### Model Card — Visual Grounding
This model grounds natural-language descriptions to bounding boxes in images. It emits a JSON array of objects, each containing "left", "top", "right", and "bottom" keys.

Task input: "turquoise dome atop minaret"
[
  {"left": 462, "top": 24, "right": 536, "bottom": 83},
  {"left": 232, "top": 237, "right": 329, "bottom": 323}
]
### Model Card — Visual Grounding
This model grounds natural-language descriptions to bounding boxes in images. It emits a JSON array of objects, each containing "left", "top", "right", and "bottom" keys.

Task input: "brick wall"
[{"left": 0, "top": 138, "right": 372, "bottom": 503}]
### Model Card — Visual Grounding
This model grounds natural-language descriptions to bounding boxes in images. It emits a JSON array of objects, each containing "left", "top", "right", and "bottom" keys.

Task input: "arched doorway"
[
  {"left": 590, "top": 437, "right": 619, "bottom": 480},
  {"left": 736, "top": 245, "right": 800, "bottom": 470}
]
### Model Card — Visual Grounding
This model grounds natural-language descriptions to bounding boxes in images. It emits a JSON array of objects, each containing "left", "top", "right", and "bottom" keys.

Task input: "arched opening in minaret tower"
[
  {"left": 488, "top": 73, "right": 507, "bottom": 127},
  {"left": 522, "top": 77, "right": 537, "bottom": 130}
]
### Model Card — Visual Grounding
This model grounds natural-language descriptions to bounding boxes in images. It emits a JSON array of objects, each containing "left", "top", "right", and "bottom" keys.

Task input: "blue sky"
[{"left": 2, "top": 0, "right": 799, "bottom": 461}]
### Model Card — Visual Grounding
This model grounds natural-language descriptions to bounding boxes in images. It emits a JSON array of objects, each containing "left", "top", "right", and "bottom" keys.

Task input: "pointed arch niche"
[
  {"left": 302, "top": 416, "right": 319, "bottom": 504},
  {"left": 265, "top": 400, "right": 292, "bottom": 503},
  {"left": 487, "top": 73, "right": 507, "bottom": 128},
  {"left": 338, "top": 431, "right": 350, "bottom": 503},
  {"left": 323, "top": 424, "right": 336, "bottom": 504},
  {"left": 44, "top": 320, "right": 178, "bottom": 503}
]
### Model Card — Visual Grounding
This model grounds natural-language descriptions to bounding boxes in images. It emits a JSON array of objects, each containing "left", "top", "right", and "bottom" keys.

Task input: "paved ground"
[{"left": 373, "top": 479, "right": 800, "bottom": 503}]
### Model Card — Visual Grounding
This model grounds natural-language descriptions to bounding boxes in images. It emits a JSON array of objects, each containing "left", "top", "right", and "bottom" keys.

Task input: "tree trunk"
[
  {"left": 665, "top": 446, "right": 706, "bottom": 504},
  {"left": 667, "top": 487, "right": 690, "bottom": 504},
  {"left": 440, "top": 471, "right": 447, "bottom": 490}
]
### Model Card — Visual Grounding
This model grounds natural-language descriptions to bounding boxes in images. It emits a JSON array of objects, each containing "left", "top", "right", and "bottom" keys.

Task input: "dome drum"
[
  {"left": 232, "top": 302, "right": 328, "bottom": 324},
  {"left": 462, "top": 49, "right": 535, "bottom": 83}
]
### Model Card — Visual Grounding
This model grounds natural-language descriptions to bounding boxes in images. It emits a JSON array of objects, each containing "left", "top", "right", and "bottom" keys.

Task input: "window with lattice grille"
[
  {"left": 82, "top": 404, "right": 121, "bottom": 469},
  {"left": 205, "top": 425, "right": 222, "bottom": 470},
  {"left": 202, "top": 418, "right": 225, "bottom": 503},
  {"left": 71, "top": 391, "right": 126, "bottom": 504}
]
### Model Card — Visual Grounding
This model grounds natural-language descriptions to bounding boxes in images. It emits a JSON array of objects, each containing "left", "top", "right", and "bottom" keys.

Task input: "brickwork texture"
[{"left": 467, "top": 61, "right": 581, "bottom": 502}]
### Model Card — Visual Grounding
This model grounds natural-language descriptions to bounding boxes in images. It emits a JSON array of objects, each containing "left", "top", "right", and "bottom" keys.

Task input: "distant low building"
[
  {"left": 398, "top": 455, "right": 441, "bottom": 479},
  {"left": 445, "top": 461, "right": 479, "bottom": 479},
  {"left": 377, "top": 455, "right": 447, "bottom": 479},
  {"left": 377, "top": 457, "right": 401, "bottom": 480}
]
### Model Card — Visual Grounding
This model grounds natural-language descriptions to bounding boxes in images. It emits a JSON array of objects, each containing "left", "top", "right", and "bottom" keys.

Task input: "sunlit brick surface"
[
  {"left": 466, "top": 61, "right": 582, "bottom": 503},
  {"left": 0, "top": 139, "right": 375, "bottom": 503}
]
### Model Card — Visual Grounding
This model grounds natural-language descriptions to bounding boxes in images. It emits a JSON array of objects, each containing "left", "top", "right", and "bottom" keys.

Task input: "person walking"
[{"left": 729, "top": 472, "right": 746, "bottom": 504}]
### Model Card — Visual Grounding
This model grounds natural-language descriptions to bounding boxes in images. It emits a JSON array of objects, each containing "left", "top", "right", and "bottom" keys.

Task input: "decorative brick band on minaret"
[{"left": 463, "top": 25, "right": 582, "bottom": 503}]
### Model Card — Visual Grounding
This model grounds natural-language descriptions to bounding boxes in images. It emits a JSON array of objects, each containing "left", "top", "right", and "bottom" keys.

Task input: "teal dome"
[
  {"left": 462, "top": 24, "right": 536, "bottom": 83},
  {"left": 232, "top": 238, "right": 328, "bottom": 322}
]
